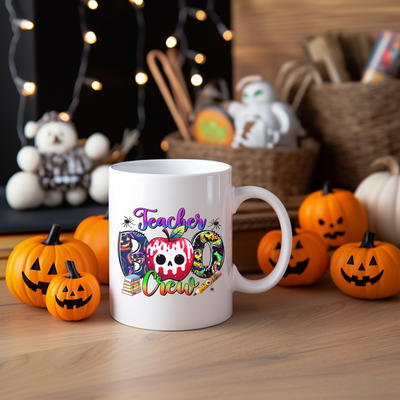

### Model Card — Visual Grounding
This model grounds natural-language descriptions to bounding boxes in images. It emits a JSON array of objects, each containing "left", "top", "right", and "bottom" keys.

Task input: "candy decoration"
[
  {"left": 330, "top": 231, "right": 400, "bottom": 299},
  {"left": 46, "top": 260, "right": 101, "bottom": 321}
]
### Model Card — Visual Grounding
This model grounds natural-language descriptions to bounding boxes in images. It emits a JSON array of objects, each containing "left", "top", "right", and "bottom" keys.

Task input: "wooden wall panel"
[{"left": 231, "top": 0, "right": 400, "bottom": 88}]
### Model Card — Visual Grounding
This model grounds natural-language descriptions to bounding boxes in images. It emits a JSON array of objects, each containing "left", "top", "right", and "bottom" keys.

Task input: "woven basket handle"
[
  {"left": 147, "top": 49, "right": 192, "bottom": 142},
  {"left": 232, "top": 186, "right": 292, "bottom": 294}
]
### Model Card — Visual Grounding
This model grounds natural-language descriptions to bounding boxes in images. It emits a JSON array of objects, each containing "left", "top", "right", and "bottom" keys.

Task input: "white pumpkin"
[{"left": 354, "top": 156, "right": 400, "bottom": 247}]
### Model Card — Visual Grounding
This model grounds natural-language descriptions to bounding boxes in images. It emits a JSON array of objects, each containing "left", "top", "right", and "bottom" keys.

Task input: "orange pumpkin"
[
  {"left": 257, "top": 219, "right": 329, "bottom": 286},
  {"left": 330, "top": 231, "right": 400, "bottom": 299},
  {"left": 6, "top": 224, "right": 99, "bottom": 307},
  {"left": 46, "top": 260, "right": 101, "bottom": 321},
  {"left": 298, "top": 181, "right": 368, "bottom": 248},
  {"left": 74, "top": 212, "right": 109, "bottom": 284}
]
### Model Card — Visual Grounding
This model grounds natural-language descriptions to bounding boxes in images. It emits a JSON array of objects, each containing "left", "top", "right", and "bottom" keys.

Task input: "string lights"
[
  {"left": 5, "top": 0, "right": 102, "bottom": 144},
  {"left": 107, "top": 0, "right": 147, "bottom": 162},
  {"left": 165, "top": 0, "right": 233, "bottom": 86},
  {"left": 5, "top": 0, "right": 35, "bottom": 146},
  {"left": 65, "top": 0, "right": 102, "bottom": 119}
]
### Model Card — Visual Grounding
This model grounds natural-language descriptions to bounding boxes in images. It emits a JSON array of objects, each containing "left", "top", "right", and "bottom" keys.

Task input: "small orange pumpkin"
[
  {"left": 298, "top": 181, "right": 368, "bottom": 248},
  {"left": 330, "top": 231, "right": 400, "bottom": 299},
  {"left": 74, "top": 212, "right": 109, "bottom": 284},
  {"left": 46, "top": 260, "right": 101, "bottom": 321},
  {"left": 6, "top": 224, "right": 99, "bottom": 307},
  {"left": 257, "top": 219, "right": 329, "bottom": 286}
]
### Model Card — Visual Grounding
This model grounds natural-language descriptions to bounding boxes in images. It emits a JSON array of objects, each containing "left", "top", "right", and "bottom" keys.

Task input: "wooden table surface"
[{"left": 1, "top": 273, "right": 399, "bottom": 400}]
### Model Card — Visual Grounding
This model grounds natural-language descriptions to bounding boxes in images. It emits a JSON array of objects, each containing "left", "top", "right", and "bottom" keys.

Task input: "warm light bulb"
[
  {"left": 135, "top": 72, "right": 148, "bottom": 85},
  {"left": 166, "top": 36, "right": 177, "bottom": 48},
  {"left": 191, "top": 74, "right": 203, "bottom": 86},
  {"left": 84, "top": 31, "right": 97, "bottom": 44},
  {"left": 91, "top": 81, "right": 103, "bottom": 90},
  {"left": 87, "top": 0, "right": 98, "bottom": 10},
  {"left": 19, "top": 19, "right": 34, "bottom": 30},
  {"left": 160, "top": 140, "right": 169, "bottom": 152},
  {"left": 22, "top": 82, "right": 35, "bottom": 96},
  {"left": 129, "top": 0, "right": 144, "bottom": 7},
  {"left": 194, "top": 53, "right": 206, "bottom": 64},
  {"left": 222, "top": 30, "right": 234, "bottom": 41},
  {"left": 59, "top": 112, "right": 70, "bottom": 122},
  {"left": 195, "top": 10, "right": 207, "bottom": 21}
]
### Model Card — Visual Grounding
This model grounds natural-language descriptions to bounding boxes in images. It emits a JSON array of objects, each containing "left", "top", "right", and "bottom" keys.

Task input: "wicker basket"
[
  {"left": 298, "top": 80, "right": 400, "bottom": 190},
  {"left": 163, "top": 132, "right": 320, "bottom": 197}
]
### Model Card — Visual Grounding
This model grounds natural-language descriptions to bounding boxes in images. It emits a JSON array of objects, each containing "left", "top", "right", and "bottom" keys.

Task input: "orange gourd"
[
  {"left": 257, "top": 219, "right": 329, "bottom": 286},
  {"left": 6, "top": 224, "right": 99, "bottom": 307},
  {"left": 74, "top": 212, "right": 109, "bottom": 284},
  {"left": 330, "top": 231, "right": 400, "bottom": 299},
  {"left": 298, "top": 181, "right": 368, "bottom": 248},
  {"left": 46, "top": 260, "right": 101, "bottom": 321}
]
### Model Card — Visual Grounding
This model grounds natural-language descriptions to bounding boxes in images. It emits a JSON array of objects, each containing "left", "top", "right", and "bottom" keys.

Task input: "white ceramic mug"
[{"left": 109, "top": 159, "right": 292, "bottom": 331}]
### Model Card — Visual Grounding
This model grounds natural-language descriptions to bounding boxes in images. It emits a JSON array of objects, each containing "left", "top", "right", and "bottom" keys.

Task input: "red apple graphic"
[{"left": 145, "top": 228, "right": 194, "bottom": 281}]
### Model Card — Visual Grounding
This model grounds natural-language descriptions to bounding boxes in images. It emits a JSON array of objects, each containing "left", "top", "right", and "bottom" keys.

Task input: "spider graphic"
[
  {"left": 208, "top": 218, "right": 222, "bottom": 231},
  {"left": 122, "top": 216, "right": 135, "bottom": 229}
]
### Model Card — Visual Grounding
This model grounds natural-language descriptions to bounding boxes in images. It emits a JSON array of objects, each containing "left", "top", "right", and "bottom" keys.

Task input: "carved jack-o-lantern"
[
  {"left": 330, "top": 232, "right": 400, "bottom": 299},
  {"left": 6, "top": 224, "right": 99, "bottom": 307},
  {"left": 298, "top": 181, "right": 368, "bottom": 248},
  {"left": 46, "top": 260, "right": 101, "bottom": 321},
  {"left": 257, "top": 220, "right": 329, "bottom": 286}
]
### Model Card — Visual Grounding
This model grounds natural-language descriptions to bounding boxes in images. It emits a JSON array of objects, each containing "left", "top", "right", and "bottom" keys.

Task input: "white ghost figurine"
[{"left": 227, "top": 75, "right": 305, "bottom": 149}]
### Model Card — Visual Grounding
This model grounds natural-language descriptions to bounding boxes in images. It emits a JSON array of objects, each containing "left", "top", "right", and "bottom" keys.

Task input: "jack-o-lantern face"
[
  {"left": 21, "top": 258, "right": 58, "bottom": 295},
  {"left": 46, "top": 261, "right": 101, "bottom": 321},
  {"left": 298, "top": 181, "right": 368, "bottom": 248},
  {"left": 6, "top": 224, "right": 99, "bottom": 308},
  {"left": 55, "top": 283, "right": 93, "bottom": 309},
  {"left": 257, "top": 220, "right": 329, "bottom": 286},
  {"left": 330, "top": 232, "right": 400, "bottom": 299},
  {"left": 340, "top": 254, "right": 383, "bottom": 286},
  {"left": 317, "top": 216, "right": 344, "bottom": 240},
  {"left": 269, "top": 239, "right": 310, "bottom": 277}
]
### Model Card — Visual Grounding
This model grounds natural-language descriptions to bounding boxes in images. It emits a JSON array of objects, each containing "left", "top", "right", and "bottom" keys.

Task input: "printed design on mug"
[
  {"left": 117, "top": 207, "right": 225, "bottom": 297},
  {"left": 122, "top": 274, "right": 142, "bottom": 297},
  {"left": 118, "top": 231, "right": 149, "bottom": 278},
  {"left": 146, "top": 228, "right": 194, "bottom": 281},
  {"left": 192, "top": 230, "right": 224, "bottom": 278}
]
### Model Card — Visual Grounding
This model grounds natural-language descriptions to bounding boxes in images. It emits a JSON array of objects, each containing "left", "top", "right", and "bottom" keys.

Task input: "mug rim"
[{"left": 110, "top": 159, "right": 232, "bottom": 176}]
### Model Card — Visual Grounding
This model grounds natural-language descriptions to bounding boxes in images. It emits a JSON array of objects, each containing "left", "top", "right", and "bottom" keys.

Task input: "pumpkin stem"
[
  {"left": 370, "top": 155, "right": 400, "bottom": 176},
  {"left": 103, "top": 210, "right": 109, "bottom": 220},
  {"left": 360, "top": 231, "right": 376, "bottom": 249},
  {"left": 322, "top": 181, "right": 334, "bottom": 195},
  {"left": 65, "top": 260, "right": 82, "bottom": 279},
  {"left": 290, "top": 218, "right": 298, "bottom": 236},
  {"left": 162, "top": 228, "right": 171, "bottom": 242},
  {"left": 42, "top": 224, "right": 62, "bottom": 245}
]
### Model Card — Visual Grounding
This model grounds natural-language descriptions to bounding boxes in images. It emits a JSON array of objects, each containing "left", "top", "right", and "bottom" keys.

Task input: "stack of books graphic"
[{"left": 122, "top": 274, "right": 141, "bottom": 296}]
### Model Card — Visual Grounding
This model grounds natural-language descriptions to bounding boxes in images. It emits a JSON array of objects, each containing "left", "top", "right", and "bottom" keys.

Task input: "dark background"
[{"left": 0, "top": 0, "right": 232, "bottom": 186}]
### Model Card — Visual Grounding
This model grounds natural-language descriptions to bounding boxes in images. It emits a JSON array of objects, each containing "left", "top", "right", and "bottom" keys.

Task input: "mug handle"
[{"left": 232, "top": 186, "right": 292, "bottom": 293}]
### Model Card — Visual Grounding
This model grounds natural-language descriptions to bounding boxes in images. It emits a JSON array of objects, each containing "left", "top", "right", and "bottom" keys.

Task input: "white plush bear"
[
  {"left": 6, "top": 111, "right": 110, "bottom": 210},
  {"left": 228, "top": 75, "right": 305, "bottom": 149}
]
